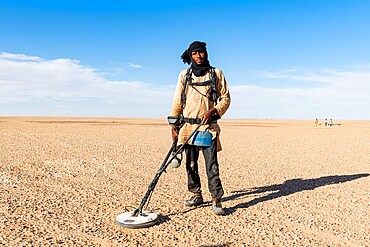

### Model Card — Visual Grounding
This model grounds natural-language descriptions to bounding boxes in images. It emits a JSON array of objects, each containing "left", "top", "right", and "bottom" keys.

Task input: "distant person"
[
  {"left": 315, "top": 118, "right": 319, "bottom": 126},
  {"left": 330, "top": 118, "right": 333, "bottom": 126},
  {"left": 170, "top": 41, "right": 231, "bottom": 215},
  {"left": 325, "top": 118, "right": 328, "bottom": 126}
]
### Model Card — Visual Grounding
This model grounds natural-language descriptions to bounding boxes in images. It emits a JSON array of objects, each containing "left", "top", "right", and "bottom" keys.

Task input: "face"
[{"left": 191, "top": 50, "right": 206, "bottom": 65}]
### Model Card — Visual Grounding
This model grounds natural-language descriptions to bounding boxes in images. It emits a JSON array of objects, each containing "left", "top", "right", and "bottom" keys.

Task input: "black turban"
[
  {"left": 181, "top": 41, "right": 207, "bottom": 64},
  {"left": 181, "top": 41, "right": 211, "bottom": 76}
]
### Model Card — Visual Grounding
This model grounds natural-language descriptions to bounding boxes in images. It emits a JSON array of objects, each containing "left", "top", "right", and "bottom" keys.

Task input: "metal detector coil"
[
  {"left": 115, "top": 210, "right": 158, "bottom": 229},
  {"left": 115, "top": 118, "right": 202, "bottom": 229}
]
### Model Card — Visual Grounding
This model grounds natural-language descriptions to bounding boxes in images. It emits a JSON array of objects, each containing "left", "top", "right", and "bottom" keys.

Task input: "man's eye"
[{"left": 192, "top": 52, "right": 203, "bottom": 56}]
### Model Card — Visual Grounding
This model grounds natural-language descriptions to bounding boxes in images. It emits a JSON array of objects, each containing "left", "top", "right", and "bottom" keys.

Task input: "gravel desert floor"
[{"left": 0, "top": 117, "right": 369, "bottom": 246}]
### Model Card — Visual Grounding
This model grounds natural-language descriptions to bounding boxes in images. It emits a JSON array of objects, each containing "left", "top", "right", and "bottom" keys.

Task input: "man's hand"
[
  {"left": 201, "top": 108, "right": 218, "bottom": 125},
  {"left": 171, "top": 126, "right": 179, "bottom": 141}
]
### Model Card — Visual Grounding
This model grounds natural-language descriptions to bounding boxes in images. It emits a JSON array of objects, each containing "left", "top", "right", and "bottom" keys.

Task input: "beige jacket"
[{"left": 171, "top": 67, "right": 231, "bottom": 151}]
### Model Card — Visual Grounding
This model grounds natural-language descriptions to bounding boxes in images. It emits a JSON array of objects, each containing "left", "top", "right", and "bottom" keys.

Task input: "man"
[{"left": 170, "top": 41, "right": 231, "bottom": 215}]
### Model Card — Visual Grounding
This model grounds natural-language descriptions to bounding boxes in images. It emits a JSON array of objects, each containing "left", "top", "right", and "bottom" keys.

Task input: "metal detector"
[{"left": 115, "top": 115, "right": 202, "bottom": 229}]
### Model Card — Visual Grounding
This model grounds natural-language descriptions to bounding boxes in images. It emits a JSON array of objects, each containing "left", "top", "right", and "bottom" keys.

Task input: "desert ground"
[{"left": 0, "top": 117, "right": 369, "bottom": 246}]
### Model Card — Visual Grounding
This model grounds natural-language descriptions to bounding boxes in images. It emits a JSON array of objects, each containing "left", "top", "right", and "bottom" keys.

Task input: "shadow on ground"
[{"left": 223, "top": 173, "right": 369, "bottom": 215}]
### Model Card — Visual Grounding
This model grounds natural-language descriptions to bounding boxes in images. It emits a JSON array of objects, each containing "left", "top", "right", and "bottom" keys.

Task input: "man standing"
[{"left": 170, "top": 41, "right": 231, "bottom": 215}]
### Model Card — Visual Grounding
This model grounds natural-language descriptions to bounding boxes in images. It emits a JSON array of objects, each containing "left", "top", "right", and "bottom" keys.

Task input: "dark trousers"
[{"left": 185, "top": 137, "right": 224, "bottom": 200}]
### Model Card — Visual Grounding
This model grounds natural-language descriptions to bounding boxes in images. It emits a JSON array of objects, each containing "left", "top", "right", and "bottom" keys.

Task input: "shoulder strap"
[
  {"left": 181, "top": 68, "right": 192, "bottom": 110},
  {"left": 210, "top": 67, "right": 219, "bottom": 105}
]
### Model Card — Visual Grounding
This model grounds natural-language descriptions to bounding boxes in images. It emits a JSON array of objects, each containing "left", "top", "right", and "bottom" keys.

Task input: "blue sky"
[{"left": 1, "top": 0, "right": 370, "bottom": 119}]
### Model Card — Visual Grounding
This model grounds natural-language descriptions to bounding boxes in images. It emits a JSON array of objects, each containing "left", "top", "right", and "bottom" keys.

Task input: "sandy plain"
[{"left": 0, "top": 117, "right": 369, "bottom": 246}]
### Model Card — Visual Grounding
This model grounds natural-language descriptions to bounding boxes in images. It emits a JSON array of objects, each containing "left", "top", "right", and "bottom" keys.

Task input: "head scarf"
[{"left": 181, "top": 41, "right": 211, "bottom": 76}]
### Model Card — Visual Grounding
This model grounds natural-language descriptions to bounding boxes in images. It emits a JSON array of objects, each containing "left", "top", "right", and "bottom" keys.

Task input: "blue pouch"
[{"left": 191, "top": 130, "right": 213, "bottom": 147}]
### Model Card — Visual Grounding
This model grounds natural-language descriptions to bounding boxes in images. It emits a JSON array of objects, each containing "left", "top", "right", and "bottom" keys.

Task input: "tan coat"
[{"left": 171, "top": 68, "right": 231, "bottom": 151}]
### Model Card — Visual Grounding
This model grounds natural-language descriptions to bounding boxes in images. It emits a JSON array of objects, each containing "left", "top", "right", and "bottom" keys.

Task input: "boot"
[
  {"left": 184, "top": 193, "right": 203, "bottom": 207},
  {"left": 212, "top": 199, "right": 225, "bottom": 215}
]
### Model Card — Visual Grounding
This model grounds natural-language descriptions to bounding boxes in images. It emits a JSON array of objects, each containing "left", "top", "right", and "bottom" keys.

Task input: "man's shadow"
[{"left": 223, "top": 173, "right": 369, "bottom": 215}]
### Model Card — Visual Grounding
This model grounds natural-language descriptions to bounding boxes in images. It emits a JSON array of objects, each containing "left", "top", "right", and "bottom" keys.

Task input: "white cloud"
[
  {"left": 0, "top": 53, "right": 169, "bottom": 100},
  {"left": 0, "top": 52, "right": 369, "bottom": 119},
  {"left": 229, "top": 67, "right": 370, "bottom": 119},
  {"left": 0, "top": 53, "right": 173, "bottom": 117},
  {"left": 260, "top": 66, "right": 370, "bottom": 88},
  {"left": 0, "top": 52, "right": 41, "bottom": 61},
  {"left": 128, "top": 63, "right": 143, "bottom": 69}
]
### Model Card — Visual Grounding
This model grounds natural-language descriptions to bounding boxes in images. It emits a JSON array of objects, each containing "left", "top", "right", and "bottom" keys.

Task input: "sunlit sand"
[{"left": 1, "top": 117, "right": 369, "bottom": 246}]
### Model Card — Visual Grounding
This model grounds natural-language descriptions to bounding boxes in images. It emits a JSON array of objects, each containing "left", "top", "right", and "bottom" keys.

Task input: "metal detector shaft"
[{"left": 132, "top": 123, "right": 202, "bottom": 217}]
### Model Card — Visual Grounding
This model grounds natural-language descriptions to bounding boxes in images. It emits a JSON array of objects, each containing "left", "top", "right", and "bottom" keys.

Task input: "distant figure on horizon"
[
  {"left": 170, "top": 41, "right": 231, "bottom": 215},
  {"left": 325, "top": 118, "right": 328, "bottom": 126},
  {"left": 315, "top": 118, "right": 319, "bottom": 126}
]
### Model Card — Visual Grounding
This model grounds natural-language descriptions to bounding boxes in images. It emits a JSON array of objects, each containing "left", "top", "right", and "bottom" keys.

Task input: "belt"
[{"left": 183, "top": 117, "right": 202, "bottom": 125}]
